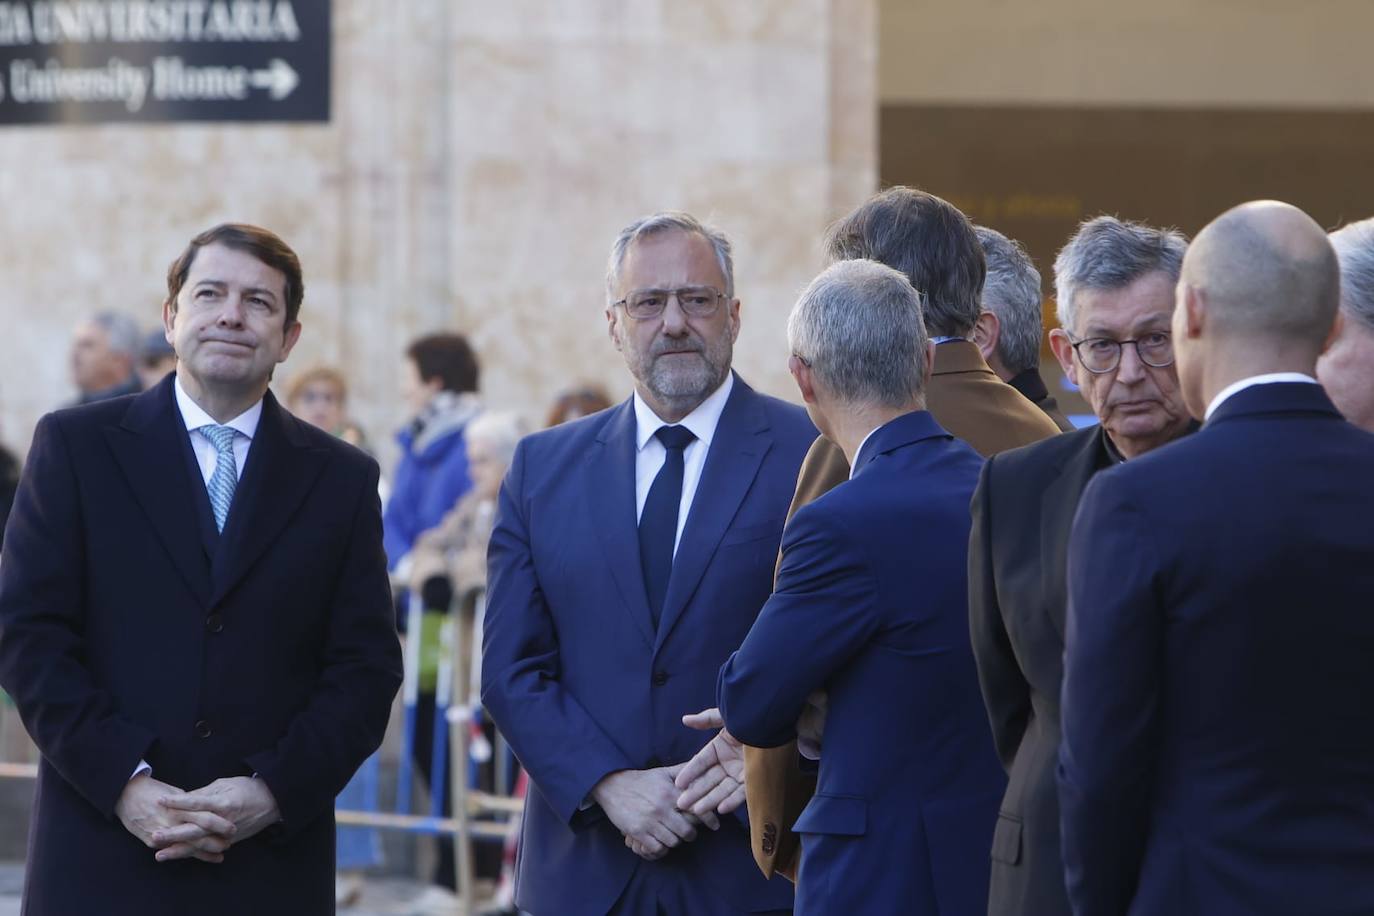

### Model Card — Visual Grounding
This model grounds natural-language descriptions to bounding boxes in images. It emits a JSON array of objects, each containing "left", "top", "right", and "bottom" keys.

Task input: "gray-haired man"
[
  {"left": 718, "top": 258, "right": 1004, "bottom": 915},
  {"left": 1317, "top": 216, "right": 1374, "bottom": 432},
  {"left": 70, "top": 311, "right": 142, "bottom": 404},
  {"left": 482, "top": 212, "right": 811, "bottom": 915},
  {"left": 968, "top": 216, "right": 1196, "bottom": 916},
  {"left": 971, "top": 226, "right": 1074, "bottom": 431}
]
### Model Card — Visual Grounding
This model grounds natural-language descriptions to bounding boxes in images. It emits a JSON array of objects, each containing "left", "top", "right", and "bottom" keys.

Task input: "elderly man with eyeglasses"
[
  {"left": 481, "top": 212, "right": 811, "bottom": 916},
  {"left": 968, "top": 215, "right": 1197, "bottom": 916}
]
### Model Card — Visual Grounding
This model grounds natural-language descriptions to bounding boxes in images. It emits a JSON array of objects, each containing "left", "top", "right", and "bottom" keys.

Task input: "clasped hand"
[
  {"left": 592, "top": 764, "right": 721, "bottom": 862},
  {"left": 115, "top": 773, "right": 279, "bottom": 864}
]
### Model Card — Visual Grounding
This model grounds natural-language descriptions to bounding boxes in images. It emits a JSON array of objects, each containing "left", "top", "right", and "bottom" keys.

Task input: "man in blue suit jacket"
[
  {"left": 718, "top": 259, "right": 1006, "bottom": 915},
  {"left": 481, "top": 212, "right": 812, "bottom": 915},
  {"left": 1059, "top": 200, "right": 1374, "bottom": 916},
  {"left": 0, "top": 225, "right": 402, "bottom": 914}
]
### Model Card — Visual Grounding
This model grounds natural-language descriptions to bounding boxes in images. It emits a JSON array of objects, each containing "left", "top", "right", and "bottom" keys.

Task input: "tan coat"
[
  {"left": 409, "top": 491, "right": 497, "bottom": 598},
  {"left": 743, "top": 341, "right": 1061, "bottom": 880}
]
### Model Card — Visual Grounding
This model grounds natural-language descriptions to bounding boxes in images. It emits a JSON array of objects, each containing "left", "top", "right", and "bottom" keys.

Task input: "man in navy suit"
[
  {"left": 717, "top": 258, "right": 1006, "bottom": 914},
  {"left": 0, "top": 224, "right": 402, "bottom": 914},
  {"left": 481, "top": 211, "right": 812, "bottom": 915},
  {"left": 1058, "top": 200, "right": 1374, "bottom": 915}
]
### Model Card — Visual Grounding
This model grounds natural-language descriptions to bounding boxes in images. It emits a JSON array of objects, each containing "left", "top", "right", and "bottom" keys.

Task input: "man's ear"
[
  {"left": 1047, "top": 327, "right": 1078, "bottom": 388},
  {"left": 922, "top": 340, "right": 936, "bottom": 390},
  {"left": 1182, "top": 284, "right": 1206, "bottom": 339},
  {"left": 606, "top": 306, "right": 623, "bottom": 353},
  {"left": 788, "top": 354, "right": 817, "bottom": 405},
  {"left": 278, "top": 321, "right": 303, "bottom": 363},
  {"left": 162, "top": 299, "right": 177, "bottom": 345},
  {"left": 970, "top": 310, "right": 999, "bottom": 362},
  {"left": 1321, "top": 307, "right": 1345, "bottom": 355}
]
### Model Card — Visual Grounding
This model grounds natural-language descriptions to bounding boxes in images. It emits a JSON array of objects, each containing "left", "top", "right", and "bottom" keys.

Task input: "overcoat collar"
[{"left": 104, "top": 374, "right": 331, "bottom": 609}]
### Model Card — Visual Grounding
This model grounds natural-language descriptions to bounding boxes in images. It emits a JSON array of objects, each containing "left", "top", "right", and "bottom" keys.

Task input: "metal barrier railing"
[{"left": 337, "top": 586, "right": 518, "bottom": 912}]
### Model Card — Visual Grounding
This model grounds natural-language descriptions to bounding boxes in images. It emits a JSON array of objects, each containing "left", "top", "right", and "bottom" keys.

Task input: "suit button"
[
  {"left": 652, "top": 671, "right": 668, "bottom": 687},
  {"left": 194, "top": 720, "right": 212, "bottom": 739},
  {"left": 205, "top": 613, "right": 224, "bottom": 633}
]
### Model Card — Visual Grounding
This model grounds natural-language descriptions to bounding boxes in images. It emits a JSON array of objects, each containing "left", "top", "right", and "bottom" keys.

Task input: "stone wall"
[{"left": 0, "top": 0, "right": 876, "bottom": 467}]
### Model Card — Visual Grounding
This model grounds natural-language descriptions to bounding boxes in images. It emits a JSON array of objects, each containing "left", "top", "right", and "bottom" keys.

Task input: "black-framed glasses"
[
  {"left": 613, "top": 286, "right": 725, "bottom": 320},
  {"left": 1070, "top": 331, "right": 1175, "bottom": 374}
]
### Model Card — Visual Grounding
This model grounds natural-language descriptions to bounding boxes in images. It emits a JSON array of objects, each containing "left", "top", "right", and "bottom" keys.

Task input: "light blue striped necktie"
[{"left": 199, "top": 425, "right": 240, "bottom": 532}]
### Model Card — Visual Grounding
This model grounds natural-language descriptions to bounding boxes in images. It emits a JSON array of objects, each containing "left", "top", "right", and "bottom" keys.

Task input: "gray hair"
[
  {"left": 1053, "top": 216, "right": 1188, "bottom": 334},
  {"left": 465, "top": 411, "right": 529, "bottom": 469},
  {"left": 975, "top": 226, "right": 1043, "bottom": 374},
  {"left": 1330, "top": 217, "right": 1374, "bottom": 331},
  {"left": 605, "top": 211, "right": 735, "bottom": 302},
  {"left": 91, "top": 311, "right": 141, "bottom": 358},
  {"left": 788, "top": 259, "right": 929, "bottom": 408}
]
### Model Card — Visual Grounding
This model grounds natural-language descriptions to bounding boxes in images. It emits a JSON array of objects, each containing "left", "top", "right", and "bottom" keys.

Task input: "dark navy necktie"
[{"left": 639, "top": 425, "right": 697, "bottom": 631}]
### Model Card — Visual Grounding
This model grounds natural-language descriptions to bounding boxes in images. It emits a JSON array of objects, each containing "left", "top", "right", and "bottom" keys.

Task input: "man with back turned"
[{"left": 1058, "top": 201, "right": 1374, "bottom": 914}]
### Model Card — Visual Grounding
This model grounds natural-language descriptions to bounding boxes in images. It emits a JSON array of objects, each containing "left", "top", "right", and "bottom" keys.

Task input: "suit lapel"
[
  {"left": 103, "top": 377, "right": 212, "bottom": 607},
  {"left": 1039, "top": 427, "right": 1104, "bottom": 641},
  {"left": 588, "top": 401, "right": 657, "bottom": 649},
  {"left": 210, "top": 392, "right": 330, "bottom": 607},
  {"left": 654, "top": 381, "right": 770, "bottom": 653}
]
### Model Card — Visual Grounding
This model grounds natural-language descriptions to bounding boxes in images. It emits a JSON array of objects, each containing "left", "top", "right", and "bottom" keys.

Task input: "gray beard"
[{"left": 636, "top": 344, "right": 732, "bottom": 416}]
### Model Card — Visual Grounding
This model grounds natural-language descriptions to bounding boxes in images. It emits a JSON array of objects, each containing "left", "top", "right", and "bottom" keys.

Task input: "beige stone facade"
[{"left": 0, "top": 0, "right": 877, "bottom": 466}]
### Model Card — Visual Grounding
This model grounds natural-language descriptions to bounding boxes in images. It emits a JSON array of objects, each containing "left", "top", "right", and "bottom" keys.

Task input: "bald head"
[{"left": 1181, "top": 200, "right": 1340, "bottom": 349}]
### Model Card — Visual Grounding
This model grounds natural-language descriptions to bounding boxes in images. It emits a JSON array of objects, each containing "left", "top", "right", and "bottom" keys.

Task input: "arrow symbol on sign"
[{"left": 249, "top": 59, "right": 299, "bottom": 101}]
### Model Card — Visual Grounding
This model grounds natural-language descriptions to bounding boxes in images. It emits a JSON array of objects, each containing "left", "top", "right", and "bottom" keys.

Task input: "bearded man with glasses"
[
  {"left": 969, "top": 215, "right": 1197, "bottom": 916},
  {"left": 482, "top": 211, "right": 811, "bottom": 916}
]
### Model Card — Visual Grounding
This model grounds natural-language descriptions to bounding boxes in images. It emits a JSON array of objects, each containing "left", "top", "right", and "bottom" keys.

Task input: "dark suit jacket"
[
  {"left": 969, "top": 425, "right": 1111, "bottom": 916},
  {"left": 745, "top": 341, "right": 1061, "bottom": 879},
  {"left": 0, "top": 377, "right": 402, "bottom": 915},
  {"left": 481, "top": 375, "right": 812, "bottom": 916},
  {"left": 720, "top": 411, "right": 1005, "bottom": 915},
  {"left": 1008, "top": 368, "right": 1075, "bottom": 433},
  {"left": 1059, "top": 383, "right": 1374, "bottom": 916}
]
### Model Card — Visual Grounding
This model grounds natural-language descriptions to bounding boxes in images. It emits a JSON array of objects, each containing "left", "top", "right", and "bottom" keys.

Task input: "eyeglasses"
[
  {"left": 1069, "top": 331, "right": 1175, "bottom": 374},
  {"left": 613, "top": 286, "right": 725, "bottom": 321}
]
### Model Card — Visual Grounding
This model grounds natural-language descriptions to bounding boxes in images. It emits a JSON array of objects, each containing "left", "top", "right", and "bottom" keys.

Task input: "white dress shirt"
[
  {"left": 633, "top": 373, "right": 734, "bottom": 558},
  {"left": 174, "top": 375, "right": 263, "bottom": 484},
  {"left": 131, "top": 378, "right": 265, "bottom": 782},
  {"left": 1204, "top": 372, "right": 1319, "bottom": 421}
]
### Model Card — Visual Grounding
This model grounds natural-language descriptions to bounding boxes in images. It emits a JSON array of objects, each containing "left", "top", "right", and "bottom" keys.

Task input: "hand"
[
  {"left": 156, "top": 777, "right": 280, "bottom": 861},
  {"left": 797, "top": 690, "right": 828, "bottom": 760},
  {"left": 592, "top": 766, "right": 717, "bottom": 862},
  {"left": 115, "top": 773, "right": 235, "bottom": 864},
  {"left": 674, "top": 708, "right": 746, "bottom": 817}
]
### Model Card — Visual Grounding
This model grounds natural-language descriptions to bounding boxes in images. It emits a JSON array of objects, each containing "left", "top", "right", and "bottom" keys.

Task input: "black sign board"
[{"left": 0, "top": 1, "right": 329, "bottom": 124}]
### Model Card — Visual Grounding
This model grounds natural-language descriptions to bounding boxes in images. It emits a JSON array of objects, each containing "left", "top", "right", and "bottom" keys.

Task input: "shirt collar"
[
  {"left": 1204, "top": 372, "right": 1319, "bottom": 421},
  {"left": 850, "top": 426, "right": 882, "bottom": 479},
  {"left": 633, "top": 372, "right": 734, "bottom": 452},
  {"left": 174, "top": 374, "right": 264, "bottom": 440}
]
